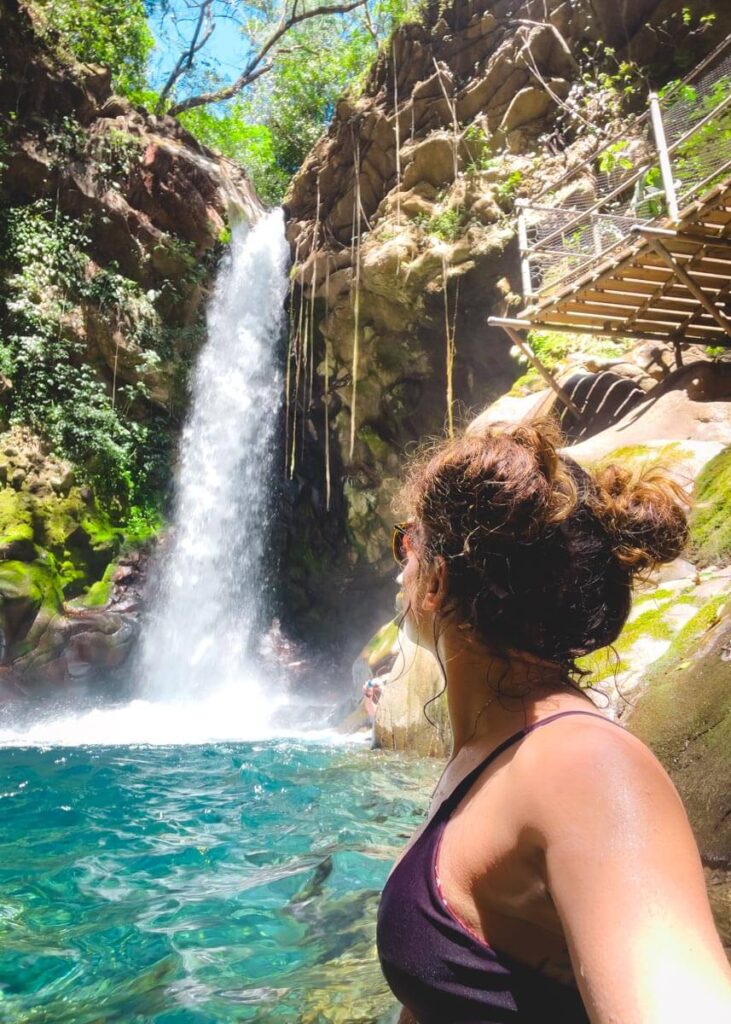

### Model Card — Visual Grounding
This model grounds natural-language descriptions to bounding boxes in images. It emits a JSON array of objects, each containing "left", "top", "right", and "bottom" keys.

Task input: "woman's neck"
[{"left": 436, "top": 626, "right": 591, "bottom": 757}]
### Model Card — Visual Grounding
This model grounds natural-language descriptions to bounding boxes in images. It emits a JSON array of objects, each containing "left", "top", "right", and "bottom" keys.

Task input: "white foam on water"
[
  {"left": 0, "top": 677, "right": 284, "bottom": 747},
  {"left": 0, "top": 690, "right": 369, "bottom": 749}
]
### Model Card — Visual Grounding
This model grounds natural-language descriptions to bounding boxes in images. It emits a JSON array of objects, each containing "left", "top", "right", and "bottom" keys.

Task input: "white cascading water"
[
  {"left": 0, "top": 209, "right": 293, "bottom": 746},
  {"left": 139, "top": 208, "right": 289, "bottom": 699}
]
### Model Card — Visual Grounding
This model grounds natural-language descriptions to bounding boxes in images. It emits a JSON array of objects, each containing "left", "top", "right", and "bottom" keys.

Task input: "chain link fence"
[{"left": 519, "top": 37, "right": 731, "bottom": 299}]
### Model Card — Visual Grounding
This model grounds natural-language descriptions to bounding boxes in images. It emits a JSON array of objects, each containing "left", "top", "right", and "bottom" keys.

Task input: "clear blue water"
[{"left": 0, "top": 740, "right": 439, "bottom": 1023}]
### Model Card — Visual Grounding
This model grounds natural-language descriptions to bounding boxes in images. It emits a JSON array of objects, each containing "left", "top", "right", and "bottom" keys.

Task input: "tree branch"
[
  {"left": 157, "top": 0, "right": 215, "bottom": 113},
  {"left": 168, "top": 0, "right": 368, "bottom": 116}
]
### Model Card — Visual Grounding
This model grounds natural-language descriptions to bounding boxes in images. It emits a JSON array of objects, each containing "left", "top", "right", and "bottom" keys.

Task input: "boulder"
[
  {"left": 626, "top": 596, "right": 731, "bottom": 868},
  {"left": 373, "top": 632, "right": 451, "bottom": 758},
  {"left": 500, "top": 86, "right": 556, "bottom": 132}
]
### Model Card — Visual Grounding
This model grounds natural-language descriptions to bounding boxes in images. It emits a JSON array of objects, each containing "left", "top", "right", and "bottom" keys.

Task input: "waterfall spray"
[{"left": 0, "top": 209, "right": 292, "bottom": 746}]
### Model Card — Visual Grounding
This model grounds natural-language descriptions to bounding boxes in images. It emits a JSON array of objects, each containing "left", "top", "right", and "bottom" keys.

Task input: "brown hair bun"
[
  {"left": 593, "top": 464, "right": 689, "bottom": 574},
  {"left": 402, "top": 422, "right": 691, "bottom": 669}
]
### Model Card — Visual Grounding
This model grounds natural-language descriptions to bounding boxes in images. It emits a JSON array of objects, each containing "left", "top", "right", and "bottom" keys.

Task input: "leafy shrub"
[
  {"left": 0, "top": 201, "right": 171, "bottom": 519},
  {"left": 32, "top": 0, "right": 153, "bottom": 96}
]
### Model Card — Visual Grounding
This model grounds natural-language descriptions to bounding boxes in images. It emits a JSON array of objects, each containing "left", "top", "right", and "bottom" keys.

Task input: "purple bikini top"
[{"left": 377, "top": 710, "right": 611, "bottom": 1023}]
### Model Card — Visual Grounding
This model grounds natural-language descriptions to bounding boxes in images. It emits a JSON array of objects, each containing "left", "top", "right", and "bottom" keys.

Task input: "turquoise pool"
[{"left": 0, "top": 740, "right": 439, "bottom": 1023}]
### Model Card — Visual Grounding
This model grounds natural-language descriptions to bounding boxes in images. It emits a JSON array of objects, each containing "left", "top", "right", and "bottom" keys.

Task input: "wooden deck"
[{"left": 490, "top": 176, "right": 731, "bottom": 356}]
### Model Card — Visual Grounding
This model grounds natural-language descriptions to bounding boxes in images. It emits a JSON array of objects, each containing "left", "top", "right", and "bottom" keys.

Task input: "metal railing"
[{"left": 518, "top": 35, "right": 731, "bottom": 300}]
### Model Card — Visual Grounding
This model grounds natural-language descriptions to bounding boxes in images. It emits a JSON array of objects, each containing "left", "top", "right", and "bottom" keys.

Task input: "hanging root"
[
  {"left": 442, "top": 252, "right": 458, "bottom": 439},
  {"left": 393, "top": 41, "right": 401, "bottom": 230},
  {"left": 285, "top": 238, "right": 301, "bottom": 476},
  {"left": 308, "top": 179, "right": 321, "bottom": 410},
  {"left": 324, "top": 257, "right": 332, "bottom": 512},
  {"left": 349, "top": 136, "right": 362, "bottom": 462}
]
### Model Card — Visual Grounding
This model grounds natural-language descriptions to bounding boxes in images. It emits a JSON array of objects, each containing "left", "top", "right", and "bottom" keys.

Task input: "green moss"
[
  {"left": 687, "top": 446, "right": 731, "bottom": 566},
  {"left": 363, "top": 619, "right": 399, "bottom": 669},
  {"left": 80, "top": 578, "right": 113, "bottom": 608},
  {"left": 72, "top": 561, "right": 117, "bottom": 609},
  {"left": 0, "top": 479, "right": 143, "bottom": 601},
  {"left": 509, "top": 330, "right": 631, "bottom": 394},
  {"left": 578, "top": 586, "right": 682, "bottom": 684},
  {"left": 0, "top": 490, "right": 33, "bottom": 549},
  {"left": 626, "top": 595, "right": 731, "bottom": 862},
  {"left": 594, "top": 442, "right": 688, "bottom": 472},
  {"left": 0, "top": 559, "right": 63, "bottom": 615},
  {"left": 358, "top": 425, "right": 392, "bottom": 464},
  {"left": 644, "top": 593, "right": 726, "bottom": 678},
  {"left": 33, "top": 492, "right": 87, "bottom": 549}
]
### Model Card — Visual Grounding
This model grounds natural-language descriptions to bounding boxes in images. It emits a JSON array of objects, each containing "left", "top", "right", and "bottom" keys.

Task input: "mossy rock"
[
  {"left": 593, "top": 441, "right": 689, "bottom": 473},
  {"left": 362, "top": 617, "right": 399, "bottom": 671},
  {"left": 67, "top": 560, "right": 117, "bottom": 610},
  {"left": 577, "top": 585, "right": 680, "bottom": 685},
  {"left": 688, "top": 446, "right": 731, "bottom": 567},
  {"left": 0, "top": 559, "right": 64, "bottom": 655},
  {"left": 30, "top": 491, "right": 119, "bottom": 597},
  {"left": 626, "top": 594, "right": 731, "bottom": 867},
  {"left": 374, "top": 636, "right": 452, "bottom": 758},
  {"left": 0, "top": 490, "right": 35, "bottom": 560}
]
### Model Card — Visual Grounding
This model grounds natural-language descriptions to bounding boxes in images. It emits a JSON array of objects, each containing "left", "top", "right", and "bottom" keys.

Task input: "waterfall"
[
  {"left": 0, "top": 209, "right": 292, "bottom": 746},
  {"left": 140, "top": 208, "right": 290, "bottom": 699}
]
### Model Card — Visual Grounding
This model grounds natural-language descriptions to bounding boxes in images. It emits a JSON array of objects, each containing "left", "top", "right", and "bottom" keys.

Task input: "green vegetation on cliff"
[
  {"left": 688, "top": 446, "right": 731, "bottom": 566},
  {"left": 28, "top": 0, "right": 421, "bottom": 204},
  {"left": 0, "top": 200, "right": 172, "bottom": 521},
  {"left": 32, "top": 0, "right": 153, "bottom": 96}
]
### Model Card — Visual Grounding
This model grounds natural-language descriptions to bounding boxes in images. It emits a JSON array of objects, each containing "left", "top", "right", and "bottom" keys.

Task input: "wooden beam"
[
  {"left": 502, "top": 327, "right": 584, "bottom": 423},
  {"left": 647, "top": 238, "right": 731, "bottom": 339},
  {"left": 633, "top": 225, "right": 731, "bottom": 251}
]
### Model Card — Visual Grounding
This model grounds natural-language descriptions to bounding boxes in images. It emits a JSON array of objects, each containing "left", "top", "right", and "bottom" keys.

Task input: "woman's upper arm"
[{"left": 534, "top": 727, "right": 731, "bottom": 1024}]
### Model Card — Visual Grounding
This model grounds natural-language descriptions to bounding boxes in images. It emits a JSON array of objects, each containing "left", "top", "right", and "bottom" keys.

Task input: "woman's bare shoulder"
[{"left": 511, "top": 709, "right": 681, "bottom": 832}]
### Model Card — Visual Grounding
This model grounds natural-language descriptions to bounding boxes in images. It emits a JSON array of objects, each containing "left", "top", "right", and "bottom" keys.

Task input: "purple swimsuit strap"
[{"left": 437, "top": 709, "right": 616, "bottom": 818}]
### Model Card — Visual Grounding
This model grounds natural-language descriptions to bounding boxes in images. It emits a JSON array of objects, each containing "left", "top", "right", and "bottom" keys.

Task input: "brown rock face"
[
  {"left": 0, "top": 0, "right": 262, "bottom": 689},
  {"left": 280, "top": 0, "right": 729, "bottom": 663},
  {"left": 0, "top": 0, "right": 261, "bottom": 410}
]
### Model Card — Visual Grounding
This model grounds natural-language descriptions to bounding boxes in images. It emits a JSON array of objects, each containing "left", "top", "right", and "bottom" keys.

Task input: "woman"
[{"left": 376, "top": 422, "right": 731, "bottom": 1024}]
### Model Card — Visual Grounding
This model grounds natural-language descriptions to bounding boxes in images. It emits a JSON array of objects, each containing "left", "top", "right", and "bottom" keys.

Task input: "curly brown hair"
[{"left": 401, "top": 421, "right": 689, "bottom": 671}]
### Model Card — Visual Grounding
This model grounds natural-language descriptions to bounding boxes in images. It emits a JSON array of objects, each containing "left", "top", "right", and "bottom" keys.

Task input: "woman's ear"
[{"left": 421, "top": 555, "right": 448, "bottom": 613}]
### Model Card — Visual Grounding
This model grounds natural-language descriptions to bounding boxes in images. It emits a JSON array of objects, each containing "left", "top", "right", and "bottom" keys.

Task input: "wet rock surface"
[{"left": 280, "top": 0, "right": 731, "bottom": 660}]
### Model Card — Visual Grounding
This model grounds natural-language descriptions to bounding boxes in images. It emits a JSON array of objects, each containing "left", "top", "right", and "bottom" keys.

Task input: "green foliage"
[
  {"left": 509, "top": 330, "right": 630, "bottom": 394},
  {"left": 598, "top": 141, "right": 633, "bottom": 175},
  {"left": 179, "top": 0, "right": 420, "bottom": 203},
  {"left": 179, "top": 106, "right": 290, "bottom": 206},
  {"left": 463, "top": 124, "right": 491, "bottom": 171},
  {"left": 687, "top": 447, "right": 731, "bottom": 566},
  {"left": 496, "top": 170, "right": 523, "bottom": 201},
  {"left": 46, "top": 115, "right": 88, "bottom": 166},
  {"left": 416, "top": 207, "right": 462, "bottom": 242},
  {"left": 91, "top": 128, "right": 142, "bottom": 189},
  {"left": 579, "top": 41, "right": 646, "bottom": 115},
  {"left": 32, "top": 0, "right": 154, "bottom": 96},
  {"left": 0, "top": 200, "right": 171, "bottom": 521}
]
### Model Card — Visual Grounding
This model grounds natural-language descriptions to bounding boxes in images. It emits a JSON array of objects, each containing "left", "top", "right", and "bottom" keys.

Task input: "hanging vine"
[
  {"left": 308, "top": 179, "right": 321, "bottom": 411},
  {"left": 441, "top": 251, "right": 459, "bottom": 439},
  {"left": 392, "top": 40, "right": 401, "bottom": 230},
  {"left": 323, "top": 256, "right": 332, "bottom": 512},
  {"left": 285, "top": 237, "right": 301, "bottom": 476},
  {"left": 433, "top": 59, "right": 460, "bottom": 181},
  {"left": 288, "top": 251, "right": 307, "bottom": 478},
  {"left": 349, "top": 134, "right": 363, "bottom": 461}
]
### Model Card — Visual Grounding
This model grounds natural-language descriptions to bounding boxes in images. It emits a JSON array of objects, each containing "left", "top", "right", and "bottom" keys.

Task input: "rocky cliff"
[
  {"left": 281, "top": 0, "right": 731, "bottom": 663},
  {"left": 0, "top": 0, "right": 260, "bottom": 692}
]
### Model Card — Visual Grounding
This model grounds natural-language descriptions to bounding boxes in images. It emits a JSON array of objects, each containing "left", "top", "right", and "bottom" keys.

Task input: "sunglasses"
[{"left": 392, "top": 522, "right": 413, "bottom": 564}]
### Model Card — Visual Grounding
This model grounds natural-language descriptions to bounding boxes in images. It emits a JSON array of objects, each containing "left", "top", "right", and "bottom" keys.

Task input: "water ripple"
[{"left": 0, "top": 741, "right": 438, "bottom": 1022}]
